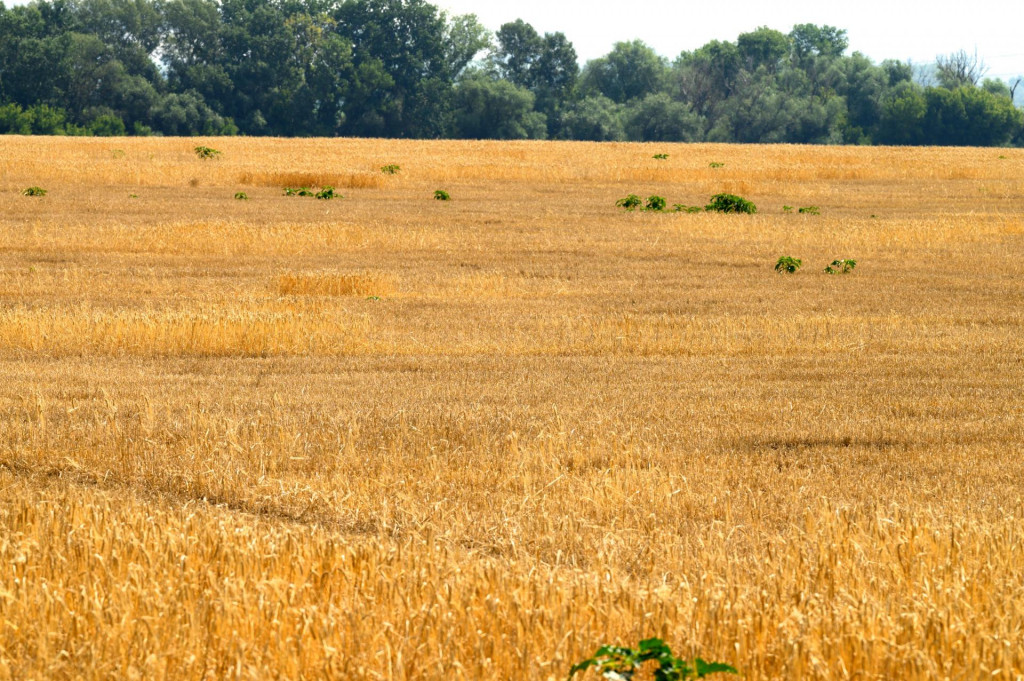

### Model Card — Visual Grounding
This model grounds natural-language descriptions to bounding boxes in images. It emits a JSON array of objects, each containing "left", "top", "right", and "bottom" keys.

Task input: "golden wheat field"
[{"left": 0, "top": 135, "right": 1022, "bottom": 680}]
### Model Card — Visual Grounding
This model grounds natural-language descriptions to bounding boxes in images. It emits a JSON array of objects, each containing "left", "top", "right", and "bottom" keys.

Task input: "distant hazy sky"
[{"left": 436, "top": 0, "right": 1023, "bottom": 82}]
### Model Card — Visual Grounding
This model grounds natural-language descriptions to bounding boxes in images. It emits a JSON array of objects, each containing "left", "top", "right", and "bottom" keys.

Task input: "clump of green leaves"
[
  {"left": 824, "top": 258, "right": 857, "bottom": 274},
  {"left": 284, "top": 186, "right": 338, "bottom": 199},
  {"left": 673, "top": 204, "right": 703, "bottom": 213},
  {"left": 194, "top": 146, "right": 221, "bottom": 160},
  {"left": 434, "top": 189, "right": 451, "bottom": 201},
  {"left": 782, "top": 205, "right": 794, "bottom": 213},
  {"left": 569, "top": 638, "right": 737, "bottom": 680},
  {"left": 234, "top": 191, "right": 248, "bottom": 200},
  {"left": 653, "top": 153, "right": 669, "bottom": 160},
  {"left": 705, "top": 193, "right": 756, "bottom": 214},
  {"left": 381, "top": 164, "right": 401, "bottom": 174},
  {"left": 22, "top": 186, "right": 47, "bottom": 196},
  {"left": 645, "top": 195, "right": 667, "bottom": 211},
  {"left": 616, "top": 194, "right": 643, "bottom": 210},
  {"left": 798, "top": 206, "right": 820, "bottom": 215},
  {"left": 708, "top": 162, "right": 725, "bottom": 168},
  {"left": 775, "top": 256, "right": 802, "bottom": 274}
]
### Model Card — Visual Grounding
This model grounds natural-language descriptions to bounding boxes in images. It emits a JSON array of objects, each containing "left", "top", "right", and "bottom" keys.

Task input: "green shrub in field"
[
  {"left": 569, "top": 638, "right": 737, "bottom": 680},
  {"left": 434, "top": 189, "right": 451, "bottom": 201},
  {"left": 194, "top": 146, "right": 221, "bottom": 159},
  {"left": 616, "top": 194, "right": 643, "bottom": 210},
  {"left": 824, "top": 258, "right": 857, "bottom": 274},
  {"left": 709, "top": 162, "right": 725, "bottom": 168},
  {"left": 653, "top": 153, "right": 669, "bottom": 160},
  {"left": 673, "top": 204, "right": 703, "bottom": 213},
  {"left": 381, "top": 164, "right": 401, "bottom": 174},
  {"left": 783, "top": 205, "right": 794, "bottom": 213},
  {"left": 284, "top": 187, "right": 315, "bottom": 197},
  {"left": 798, "top": 206, "right": 820, "bottom": 215},
  {"left": 775, "top": 256, "right": 802, "bottom": 274},
  {"left": 22, "top": 186, "right": 46, "bottom": 196},
  {"left": 315, "top": 186, "right": 336, "bottom": 200},
  {"left": 705, "top": 193, "right": 756, "bottom": 214},
  {"left": 645, "top": 195, "right": 667, "bottom": 211},
  {"left": 234, "top": 192, "right": 248, "bottom": 200}
]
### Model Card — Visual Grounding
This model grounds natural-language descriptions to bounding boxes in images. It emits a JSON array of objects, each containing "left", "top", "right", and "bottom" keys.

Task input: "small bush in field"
[
  {"left": 381, "top": 164, "right": 401, "bottom": 174},
  {"left": 653, "top": 153, "right": 669, "bottom": 160},
  {"left": 434, "top": 189, "right": 451, "bottom": 201},
  {"left": 22, "top": 186, "right": 47, "bottom": 196},
  {"left": 775, "top": 256, "right": 802, "bottom": 274},
  {"left": 645, "top": 195, "right": 667, "bottom": 211},
  {"left": 824, "top": 258, "right": 857, "bottom": 274},
  {"left": 234, "top": 192, "right": 248, "bottom": 200},
  {"left": 799, "top": 206, "right": 820, "bottom": 215},
  {"left": 569, "top": 638, "right": 737, "bottom": 680},
  {"left": 616, "top": 194, "right": 643, "bottom": 210},
  {"left": 705, "top": 193, "right": 756, "bottom": 214},
  {"left": 194, "top": 146, "right": 220, "bottom": 159}
]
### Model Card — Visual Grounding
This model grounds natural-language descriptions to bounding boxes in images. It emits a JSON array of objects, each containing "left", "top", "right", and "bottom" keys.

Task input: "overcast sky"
[{"left": 436, "top": 0, "right": 1023, "bottom": 82}]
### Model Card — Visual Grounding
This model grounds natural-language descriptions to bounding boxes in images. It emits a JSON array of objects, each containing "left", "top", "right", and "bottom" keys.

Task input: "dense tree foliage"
[{"left": 0, "top": 0, "right": 1021, "bottom": 144}]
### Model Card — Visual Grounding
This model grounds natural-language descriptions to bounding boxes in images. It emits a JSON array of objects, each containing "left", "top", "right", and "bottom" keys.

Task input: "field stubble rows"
[{"left": 0, "top": 137, "right": 1022, "bottom": 680}]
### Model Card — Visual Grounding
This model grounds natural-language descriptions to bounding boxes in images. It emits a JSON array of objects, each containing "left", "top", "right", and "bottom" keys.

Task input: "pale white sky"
[{"left": 437, "top": 0, "right": 1023, "bottom": 82}]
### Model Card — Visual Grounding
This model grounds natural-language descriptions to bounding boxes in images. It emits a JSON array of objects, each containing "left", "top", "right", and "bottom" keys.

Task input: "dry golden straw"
[{"left": 0, "top": 136, "right": 1022, "bottom": 680}]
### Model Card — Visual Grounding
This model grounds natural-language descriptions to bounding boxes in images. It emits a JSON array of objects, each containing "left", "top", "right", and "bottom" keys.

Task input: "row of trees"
[{"left": 1, "top": 0, "right": 1022, "bottom": 145}]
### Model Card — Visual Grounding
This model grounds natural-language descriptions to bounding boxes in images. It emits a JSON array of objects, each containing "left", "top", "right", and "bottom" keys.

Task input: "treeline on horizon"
[{"left": 1, "top": 0, "right": 1022, "bottom": 146}]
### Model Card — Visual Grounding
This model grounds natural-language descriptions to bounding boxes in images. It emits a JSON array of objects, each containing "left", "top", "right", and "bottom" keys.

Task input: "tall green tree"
[
  {"left": 334, "top": 0, "right": 454, "bottom": 137},
  {"left": 452, "top": 72, "right": 545, "bottom": 139},
  {"left": 671, "top": 40, "right": 741, "bottom": 117},
  {"left": 580, "top": 40, "right": 666, "bottom": 103},
  {"left": 736, "top": 26, "right": 789, "bottom": 72},
  {"left": 624, "top": 92, "right": 703, "bottom": 142}
]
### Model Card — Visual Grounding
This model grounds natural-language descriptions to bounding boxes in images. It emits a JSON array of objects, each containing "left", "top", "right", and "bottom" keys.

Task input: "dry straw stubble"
[{"left": 0, "top": 136, "right": 1022, "bottom": 680}]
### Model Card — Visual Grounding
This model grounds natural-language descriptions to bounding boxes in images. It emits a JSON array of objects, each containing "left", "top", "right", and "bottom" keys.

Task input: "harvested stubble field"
[{"left": 0, "top": 136, "right": 1023, "bottom": 680}]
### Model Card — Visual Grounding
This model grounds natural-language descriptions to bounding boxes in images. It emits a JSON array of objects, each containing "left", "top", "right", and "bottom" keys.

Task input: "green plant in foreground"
[
  {"left": 315, "top": 186, "right": 336, "bottom": 200},
  {"left": 569, "top": 638, "right": 737, "bottom": 680},
  {"left": 775, "top": 256, "right": 802, "bottom": 274},
  {"left": 381, "top": 164, "right": 401, "bottom": 174},
  {"left": 798, "top": 206, "right": 820, "bottom": 215},
  {"left": 824, "top": 258, "right": 857, "bottom": 274},
  {"left": 709, "top": 162, "right": 725, "bottom": 168},
  {"left": 234, "top": 192, "right": 248, "bottom": 200},
  {"left": 653, "top": 153, "right": 669, "bottom": 160},
  {"left": 616, "top": 194, "right": 643, "bottom": 210},
  {"left": 783, "top": 205, "right": 794, "bottom": 213},
  {"left": 434, "top": 189, "right": 451, "bottom": 201},
  {"left": 194, "top": 146, "right": 220, "bottom": 159},
  {"left": 22, "top": 186, "right": 47, "bottom": 196},
  {"left": 645, "top": 195, "right": 667, "bottom": 211},
  {"left": 705, "top": 193, "right": 756, "bottom": 214}
]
